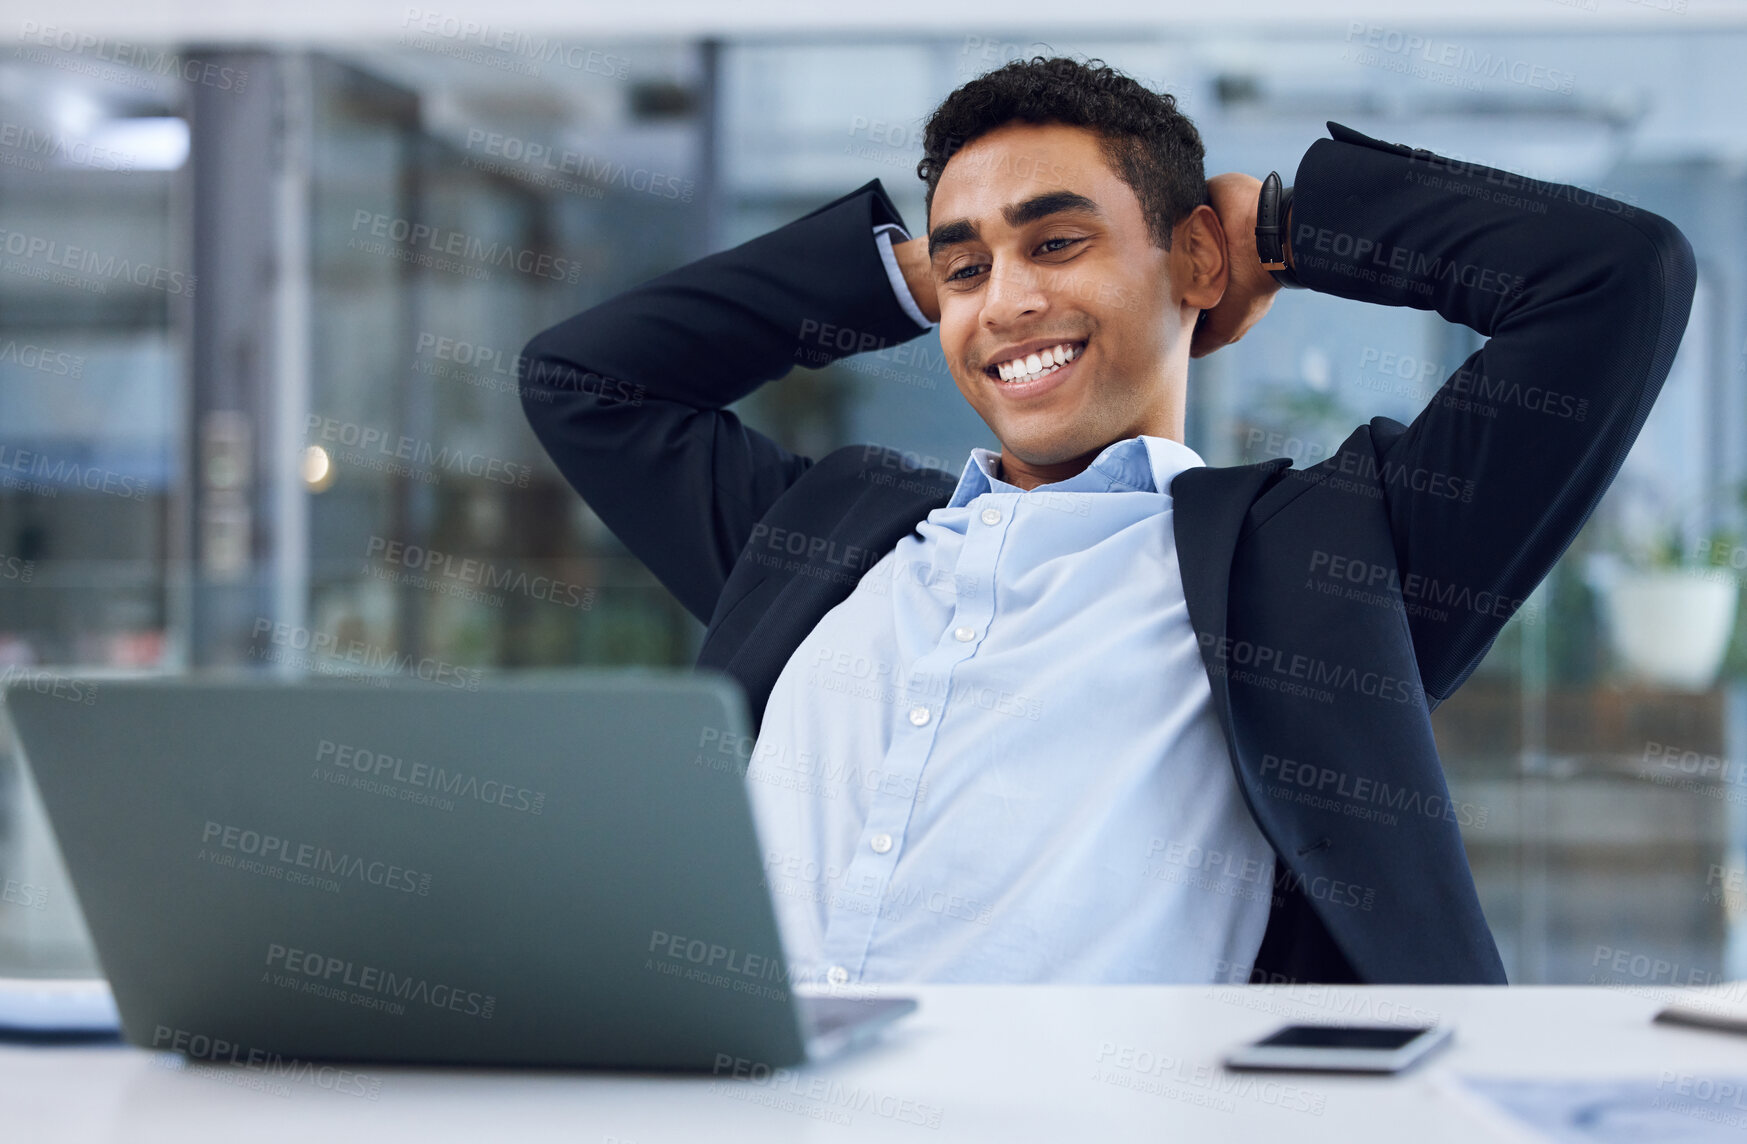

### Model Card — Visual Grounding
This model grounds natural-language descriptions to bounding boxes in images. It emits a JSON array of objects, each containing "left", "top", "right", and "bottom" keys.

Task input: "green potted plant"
[{"left": 1591, "top": 481, "right": 1746, "bottom": 690}]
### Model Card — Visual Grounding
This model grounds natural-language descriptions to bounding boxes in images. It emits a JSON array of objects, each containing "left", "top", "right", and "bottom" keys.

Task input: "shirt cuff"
[{"left": 873, "top": 223, "right": 936, "bottom": 330}]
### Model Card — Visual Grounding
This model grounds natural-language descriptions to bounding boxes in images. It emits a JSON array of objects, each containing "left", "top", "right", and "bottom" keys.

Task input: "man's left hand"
[{"left": 1190, "top": 172, "right": 1282, "bottom": 359}]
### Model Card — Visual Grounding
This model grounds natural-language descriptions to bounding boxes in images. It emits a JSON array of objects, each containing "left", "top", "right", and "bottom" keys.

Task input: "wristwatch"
[{"left": 1255, "top": 171, "right": 1304, "bottom": 289}]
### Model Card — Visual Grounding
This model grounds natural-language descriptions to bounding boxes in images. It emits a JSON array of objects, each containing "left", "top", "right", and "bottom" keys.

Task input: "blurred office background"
[{"left": 2, "top": 1, "right": 1746, "bottom": 984}]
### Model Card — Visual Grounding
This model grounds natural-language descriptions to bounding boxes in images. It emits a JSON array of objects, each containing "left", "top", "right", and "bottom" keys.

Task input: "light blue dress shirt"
[{"left": 745, "top": 236, "right": 1277, "bottom": 983}]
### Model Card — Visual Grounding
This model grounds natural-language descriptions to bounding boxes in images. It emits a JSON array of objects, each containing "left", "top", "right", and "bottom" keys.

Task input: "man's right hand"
[{"left": 893, "top": 235, "right": 940, "bottom": 325}]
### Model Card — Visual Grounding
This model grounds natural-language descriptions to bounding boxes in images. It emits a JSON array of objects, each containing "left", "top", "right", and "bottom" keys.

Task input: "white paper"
[{"left": 1455, "top": 1074, "right": 1747, "bottom": 1143}]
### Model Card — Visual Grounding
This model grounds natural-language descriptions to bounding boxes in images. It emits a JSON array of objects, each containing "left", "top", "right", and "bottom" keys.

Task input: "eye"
[{"left": 942, "top": 237, "right": 1084, "bottom": 287}]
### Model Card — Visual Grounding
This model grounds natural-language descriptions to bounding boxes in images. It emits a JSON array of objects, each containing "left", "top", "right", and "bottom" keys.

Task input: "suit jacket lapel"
[
  {"left": 704, "top": 472, "right": 955, "bottom": 730},
  {"left": 1171, "top": 460, "right": 1290, "bottom": 793}
]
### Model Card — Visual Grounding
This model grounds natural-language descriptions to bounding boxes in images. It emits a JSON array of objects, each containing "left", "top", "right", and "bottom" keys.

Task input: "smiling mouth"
[
  {"left": 985, "top": 340, "right": 1087, "bottom": 385},
  {"left": 992, "top": 340, "right": 1083, "bottom": 384}
]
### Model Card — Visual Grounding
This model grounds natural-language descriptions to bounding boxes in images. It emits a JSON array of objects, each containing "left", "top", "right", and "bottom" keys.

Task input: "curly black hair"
[{"left": 916, "top": 55, "right": 1207, "bottom": 251}]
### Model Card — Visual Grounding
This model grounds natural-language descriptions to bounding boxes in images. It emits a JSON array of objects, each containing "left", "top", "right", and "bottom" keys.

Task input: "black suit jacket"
[{"left": 519, "top": 122, "right": 1696, "bottom": 985}]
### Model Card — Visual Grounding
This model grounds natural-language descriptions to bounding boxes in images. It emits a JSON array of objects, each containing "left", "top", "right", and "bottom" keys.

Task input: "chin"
[
  {"left": 993, "top": 405, "right": 1117, "bottom": 469},
  {"left": 999, "top": 429, "right": 1100, "bottom": 469}
]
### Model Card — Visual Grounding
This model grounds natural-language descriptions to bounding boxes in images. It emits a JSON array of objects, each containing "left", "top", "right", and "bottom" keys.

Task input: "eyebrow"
[{"left": 927, "top": 190, "right": 1103, "bottom": 258}]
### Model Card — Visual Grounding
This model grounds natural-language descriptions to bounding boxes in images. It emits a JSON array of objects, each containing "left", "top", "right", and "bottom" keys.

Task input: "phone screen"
[{"left": 1253, "top": 1025, "right": 1430, "bottom": 1050}]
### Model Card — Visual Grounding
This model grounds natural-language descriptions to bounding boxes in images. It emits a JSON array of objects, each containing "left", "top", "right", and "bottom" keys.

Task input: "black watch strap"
[{"left": 1255, "top": 170, "right": 1305, "bottom": 289}]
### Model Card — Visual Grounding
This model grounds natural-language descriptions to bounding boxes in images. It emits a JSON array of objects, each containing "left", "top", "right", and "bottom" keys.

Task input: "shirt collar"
[{"left": 945, "top": 435, "right": 1207, "bottom": 508}]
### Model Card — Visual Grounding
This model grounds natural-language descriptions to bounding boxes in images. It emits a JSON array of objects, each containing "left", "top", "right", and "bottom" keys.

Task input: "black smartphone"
[{"left": 1223, "top": 1023, "right": 1454, "bottom": 1074}]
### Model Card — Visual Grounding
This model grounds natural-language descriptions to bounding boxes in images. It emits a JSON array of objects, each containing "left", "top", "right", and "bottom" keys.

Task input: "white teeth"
[{"left": 995, "top": 342, "right": 1080, "bottom": 384}]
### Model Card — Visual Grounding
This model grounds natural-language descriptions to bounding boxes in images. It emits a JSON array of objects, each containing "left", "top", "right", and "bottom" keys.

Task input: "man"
[{"left": 519, "top": 56, "right": 1695, "bottom": 986}]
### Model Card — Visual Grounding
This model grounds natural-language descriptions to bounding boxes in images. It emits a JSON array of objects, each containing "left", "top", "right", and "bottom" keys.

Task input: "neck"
[
  {"left": 996, "top": 447, "right": 1105, "bottom": 491},
  {"left": 997, "top": 402, "right": 1186, "bottom": 492}
]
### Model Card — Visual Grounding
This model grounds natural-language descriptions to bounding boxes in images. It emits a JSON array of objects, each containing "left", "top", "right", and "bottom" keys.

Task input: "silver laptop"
[{"left": 2, "top": 671, "right": 914, "bottom": 1069}]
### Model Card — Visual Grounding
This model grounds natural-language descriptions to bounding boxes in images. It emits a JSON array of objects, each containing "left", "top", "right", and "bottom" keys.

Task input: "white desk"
[{"left": 4, "top": 984, "right": 1744, "bottom": 1142}]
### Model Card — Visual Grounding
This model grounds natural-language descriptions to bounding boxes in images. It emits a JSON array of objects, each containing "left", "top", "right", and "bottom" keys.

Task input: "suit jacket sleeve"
[
  {"left": 1287, "top": 122, "right": 1697, "bottom": 702},
  {"left": 518, "top": 178, "right": 933, "bottom": 624}
]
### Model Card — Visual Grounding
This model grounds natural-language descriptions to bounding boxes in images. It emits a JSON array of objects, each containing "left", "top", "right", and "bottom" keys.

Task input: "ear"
[{"left": 1173, "top": 203, "right": 1228, "bottom": 313}]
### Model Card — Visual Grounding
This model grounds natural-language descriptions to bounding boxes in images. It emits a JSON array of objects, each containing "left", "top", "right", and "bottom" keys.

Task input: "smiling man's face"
[{"left": 927, "top": 121, "right": 1224, "bottom": 486}]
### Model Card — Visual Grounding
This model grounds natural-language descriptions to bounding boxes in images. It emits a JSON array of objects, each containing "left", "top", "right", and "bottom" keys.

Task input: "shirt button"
[
  {"left": 908, "top": 705, "right": 931, "bottom": 726},
  {"left": 953, "top": 626, "right": 976, "bottom": 642},
  {"left": 827, "top": 965, "right": 849, "bottom": 986},
  {"left": 980, "top": 507, "right": 1002, "bottom": 526},
  {"left": 871, "top": 832, "right": 893, "bottom": 854}
]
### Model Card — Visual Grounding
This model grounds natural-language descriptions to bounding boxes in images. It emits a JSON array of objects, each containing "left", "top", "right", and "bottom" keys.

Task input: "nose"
[{"left": 980, "top": 257, "right": 1049, "bottom": 332}]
